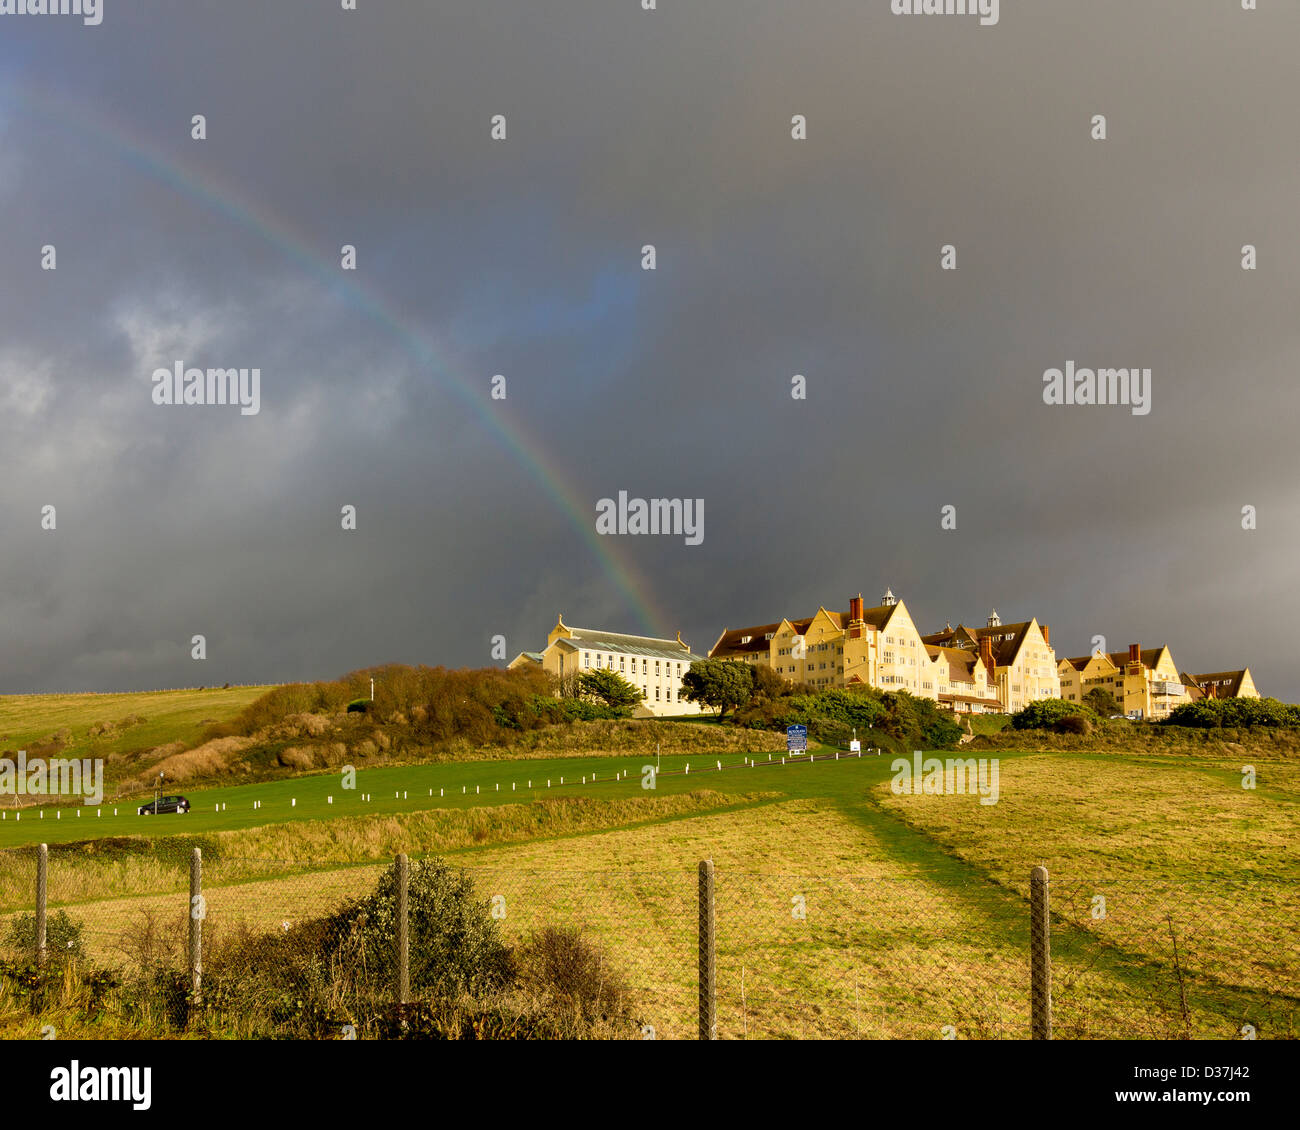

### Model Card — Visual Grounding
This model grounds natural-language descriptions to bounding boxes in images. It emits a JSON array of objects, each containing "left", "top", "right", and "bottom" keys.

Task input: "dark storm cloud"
[{"left": 1, "top": 0, "right": 1296, "bottom": 695}]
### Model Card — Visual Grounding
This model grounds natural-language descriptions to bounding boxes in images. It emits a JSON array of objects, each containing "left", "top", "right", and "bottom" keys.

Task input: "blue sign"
[{"left": 786, "top": 724, "right": 808, "bottom": 753}]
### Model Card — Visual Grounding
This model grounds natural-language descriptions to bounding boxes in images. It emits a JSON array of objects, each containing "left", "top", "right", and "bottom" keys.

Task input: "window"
[
  {"left": 584, "top": 653, "right": 590, "bottom": 668},
  {"left": 620, "top": 656, "right": 625, "bottom": 671},
  {"left": 655, "top": 687, "right": 661, "bottom": 701},
  {"left": 655, "top": 661, "right": 660, "bottom": 675}
]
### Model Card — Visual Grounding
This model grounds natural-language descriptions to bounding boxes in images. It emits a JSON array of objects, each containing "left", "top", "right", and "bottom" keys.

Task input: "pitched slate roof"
[
  {"left": 710, "top": 622, "right": 785, "bottom": 657},
  {"left": 556, "top": 627, "right": 701, "bottom": 663}
]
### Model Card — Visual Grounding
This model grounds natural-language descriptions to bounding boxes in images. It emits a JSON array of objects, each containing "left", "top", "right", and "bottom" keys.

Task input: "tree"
[
  {"left": 578, "top": 668, "right": 644, "bottom": 710},
  {"left": 750, "top": 663, "right": 791, "bottom": 702},
  {"left": 1083, "top": 687, "right": 1121, "bottom": 717},
  {"left": 681, "top": 659, "right": 753, "bottom": 718}
]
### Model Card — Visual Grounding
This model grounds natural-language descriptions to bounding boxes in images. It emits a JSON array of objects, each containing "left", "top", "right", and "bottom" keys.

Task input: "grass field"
[
  {"left": 0, "top": 686, "right": 274, "bottom": 792},
  {"left": 0, "top": 691, "right": 1296, "bottom": 1039}
]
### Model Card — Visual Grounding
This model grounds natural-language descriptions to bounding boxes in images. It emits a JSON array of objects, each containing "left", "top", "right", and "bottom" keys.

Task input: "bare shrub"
[{"left": 277, "top": 746, "right": 316, "bottom": 770}]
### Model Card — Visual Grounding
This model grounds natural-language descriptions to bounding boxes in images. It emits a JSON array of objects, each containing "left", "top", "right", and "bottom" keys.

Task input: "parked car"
[{"left": 138, "top": 795, "right": 191, "bottom": 815}]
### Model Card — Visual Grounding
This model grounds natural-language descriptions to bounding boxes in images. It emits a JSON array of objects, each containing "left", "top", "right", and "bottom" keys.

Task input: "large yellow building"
[
  {"left": 509, "top": 615, "right": 703, "bottom": 717},
  {"left": 927, "top": 644, "right": 1001, "bottom": 713},
  {"left": 711, "top": 590, "right": 930, "bottom": 693},
  {"left": 711, "top": 591, "right": 1012, "bottom": 712},
  {"left": 1057, "top": 643, "right": 1191, "bottom": 719},
  {"left": 921, "top": 611, "right": 1060, "bottom": 713}
]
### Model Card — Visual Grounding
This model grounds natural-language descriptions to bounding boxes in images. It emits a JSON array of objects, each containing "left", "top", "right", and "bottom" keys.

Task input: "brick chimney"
[
  {"left": 1041, "top": 624, "right": 1050, "bottom": 647},
  {"left": 848, "top": 594, "right": 865, "bottom": 638},
  {"left": 979, "top": 635, "right": 995, "bottom": 673}
]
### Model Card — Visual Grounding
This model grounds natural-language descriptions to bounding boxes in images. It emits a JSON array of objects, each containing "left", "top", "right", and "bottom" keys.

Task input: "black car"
[{"left": 138, "top": 795, "right": 191, "bottom": 815}]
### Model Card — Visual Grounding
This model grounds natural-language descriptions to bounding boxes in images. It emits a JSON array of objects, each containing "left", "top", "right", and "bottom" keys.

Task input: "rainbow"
[{"left": 5, "top": 73, "right": 670, "bottom": 638}]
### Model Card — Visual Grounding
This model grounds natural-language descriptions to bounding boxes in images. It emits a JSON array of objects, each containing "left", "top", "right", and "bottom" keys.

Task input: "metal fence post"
[
  {"left": 1030, "top": 864, "right": 1052, "bottom": 1040},
  {"left": 189, "top": 848, "right": 203, "bottom": 1011},
  {"left": 396, "top": 853, "right": 410, "bottom": 1007},
  {"left": 698, "top": 858, "right": 716, "bottom": 1040},
  {"left": 35, "top": 843, "right": 48, "bottom": 969}
]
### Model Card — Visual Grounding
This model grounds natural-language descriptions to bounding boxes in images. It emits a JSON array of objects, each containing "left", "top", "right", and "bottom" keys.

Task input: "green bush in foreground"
[
  {"left": 324, "top": 857, "right": 512, "bottom": 998},
  {"left": 5, "top": 910, "right": 86, "bottom": 964}
]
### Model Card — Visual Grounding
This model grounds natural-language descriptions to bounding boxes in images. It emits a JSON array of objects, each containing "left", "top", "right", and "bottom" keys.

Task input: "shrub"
[
  {"left": 1164, "top": 696, "right": 1300, "bottom": 729},
  {"left": 514, "top": 925, "right": 633, "bottom": 1029},
  {"left": 1055, "top": 712, "right": 1093, "bottom": 735},
  {"left": 736, "top": 685, "right": 961, "bottom": 751},
  {"left": 5, "top": 909, "right": 86, "bottom": 964},
  {"left": 323, "top": 858, "right": 511, "bottom": 998},
  {"left": 1010, "top": 699, "right": 1098, "bottom": 731},
  {"left": 346, "top": 698, "right": 372, "bottom": 714}
]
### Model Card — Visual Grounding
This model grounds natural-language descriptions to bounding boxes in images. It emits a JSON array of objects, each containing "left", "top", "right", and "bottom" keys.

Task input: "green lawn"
[{"left": 0, "top": 743, "right": 862, "bottom": 850}]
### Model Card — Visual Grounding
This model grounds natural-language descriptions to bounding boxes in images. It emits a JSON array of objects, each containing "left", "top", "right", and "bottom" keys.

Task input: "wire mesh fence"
[{"left": 0, "top": 842, "right": 1295, "bottom": 1039}]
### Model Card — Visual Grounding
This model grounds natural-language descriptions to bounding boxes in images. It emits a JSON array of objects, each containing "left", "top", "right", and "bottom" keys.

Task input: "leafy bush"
[
  {"left": 1055, "top": 712, "right": 1093, "bottom": 735},
  {"left": 6, "top": 909, "right": 86, "bottom": 964},
  {"left": 346, "top": 698, "right": 372, "bottom": 714},
  {"left": 323, "top": 858, "right": 511, "bottom": 998},
  {"left": 1010, "top": 699, "right": 1098, "bottom": 731},
  {"left": 734, "top": 685, "right": 961, "bottom": 751},
  {"left": 1164, "top": 696, "right": 1300, "bottom": 728}
]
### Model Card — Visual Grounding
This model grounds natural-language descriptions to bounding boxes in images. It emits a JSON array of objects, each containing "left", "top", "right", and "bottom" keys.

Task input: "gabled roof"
[
  {"left": 1105, "top": 648, "right": 1166, "bottom": 672},
  {"left": 710, "top": 622, "right": 784, "bottom": 656},
  {"left": 926, "top": 645, "right": 980, "bottom": 683},
  {"left": 1186, "top": 669, "right": 1250, "bottom": 696},
  {"left": 1061, "top": 652, "right": 1119, "bottom": 673},
  {"left": 923, "top": 620, "right": 1039, "bottom": 667},
  {"left": 555, "top": 627, "right": 699, "bottom": 663},
  {"left": 710, "top": 599, "right": 902, "bottom": 658}
]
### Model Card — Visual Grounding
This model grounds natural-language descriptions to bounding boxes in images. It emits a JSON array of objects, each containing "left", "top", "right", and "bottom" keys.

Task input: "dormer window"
[
  {"left": 741, "top": 635, "right": 752, "bottom": 644},
  {"left": 764, "top": 633, "right": 774, "bottom": 641}
]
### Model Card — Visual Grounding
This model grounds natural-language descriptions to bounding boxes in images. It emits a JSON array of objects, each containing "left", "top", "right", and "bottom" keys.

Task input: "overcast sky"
[{"left": 2, "top": 0, "right": 1296, "bottom": 698}]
